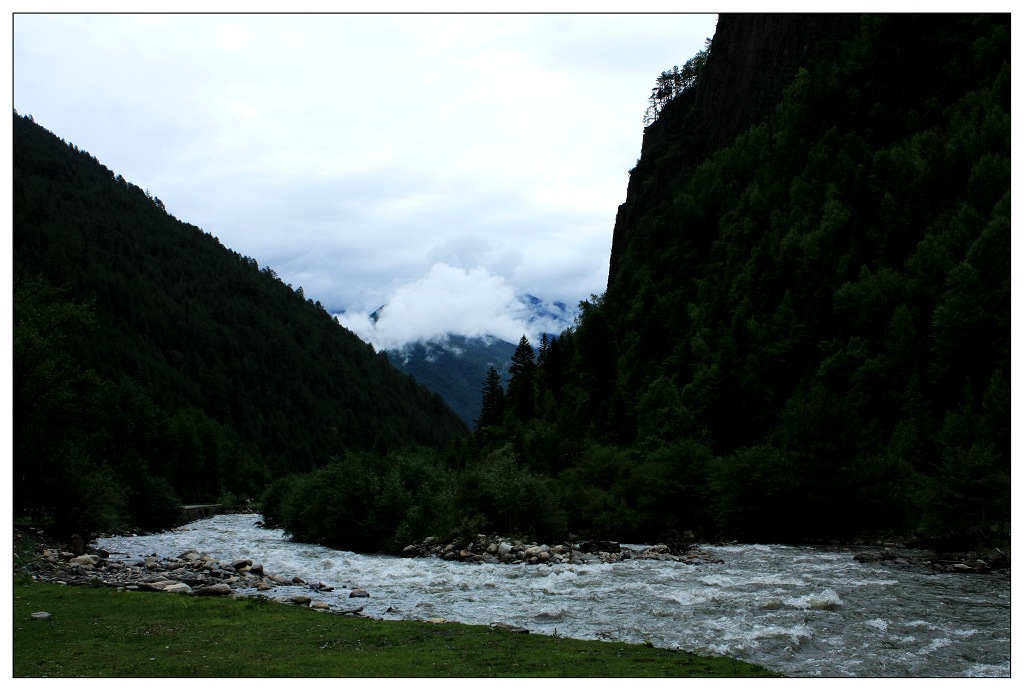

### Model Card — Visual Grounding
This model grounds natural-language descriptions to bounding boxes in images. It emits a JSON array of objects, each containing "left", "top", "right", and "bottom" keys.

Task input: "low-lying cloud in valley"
[{"left": 336, "top": 262, "right": 576, "bottom": 352}]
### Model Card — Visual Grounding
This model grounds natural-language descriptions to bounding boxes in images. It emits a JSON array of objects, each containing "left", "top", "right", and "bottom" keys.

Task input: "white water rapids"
[{"left": 96, "top": 514, "right": 1010, "bottom": 677}]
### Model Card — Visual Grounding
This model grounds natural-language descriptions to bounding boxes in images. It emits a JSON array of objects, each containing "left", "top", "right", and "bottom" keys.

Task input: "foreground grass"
[{"left": 13, "top": 580, "right": 778, "bottom": 677}]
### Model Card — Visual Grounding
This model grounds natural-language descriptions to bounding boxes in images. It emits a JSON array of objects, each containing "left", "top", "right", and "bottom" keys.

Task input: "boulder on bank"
[
  {"left": 195, "top": 583, "right": 232, "bottom": 596},
  {"left": 277, "top": 594, "right": 312, "bottom": 606},
  {"left": 69, "top": 554, "right": 101, "bottom": 567}
]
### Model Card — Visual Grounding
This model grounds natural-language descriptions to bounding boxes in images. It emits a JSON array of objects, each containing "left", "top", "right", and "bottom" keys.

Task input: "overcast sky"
[{"left": 12, "top": 9, "right": 719, "bottom": 349}]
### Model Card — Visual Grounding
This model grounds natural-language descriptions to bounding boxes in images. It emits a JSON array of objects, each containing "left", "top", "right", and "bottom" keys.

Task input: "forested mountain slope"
[
  {"left": 12, "top": 113, "right": 468, "bottom": 536},
  {"left": 556, "top": 13, "right": 1009, "bottom": 545}
]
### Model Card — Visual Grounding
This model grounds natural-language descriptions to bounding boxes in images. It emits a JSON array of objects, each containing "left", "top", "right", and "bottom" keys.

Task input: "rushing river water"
[{"left": 96, "top": 514, "right": 1010, "bottom": 677}]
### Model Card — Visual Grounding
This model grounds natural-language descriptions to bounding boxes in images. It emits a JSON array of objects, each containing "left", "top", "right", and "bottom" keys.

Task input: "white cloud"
[{"left": 336, "top": 262, "right": 573, "bottom": 350}]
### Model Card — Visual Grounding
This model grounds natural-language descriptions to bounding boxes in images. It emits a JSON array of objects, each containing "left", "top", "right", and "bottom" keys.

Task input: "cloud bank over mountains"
[
  {"left": 14, "top": 14, "right": 718, "bottom": 350},
  {"left": 336, "top": 262, "right": 576, "bottom": 351}
]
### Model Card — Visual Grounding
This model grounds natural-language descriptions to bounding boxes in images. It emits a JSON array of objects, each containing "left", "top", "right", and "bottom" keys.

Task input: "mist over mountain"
[
  {"left": 334, "top": 263, "right": 576, "bottom": 352},
  {"left": 374, "top": 295, "right": 574, "bottom": 426}
]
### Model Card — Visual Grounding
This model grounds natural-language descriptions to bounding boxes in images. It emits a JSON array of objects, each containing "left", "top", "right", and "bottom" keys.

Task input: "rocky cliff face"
[{"left": 607, "top": 14, "right": 859, "bottom": 290}]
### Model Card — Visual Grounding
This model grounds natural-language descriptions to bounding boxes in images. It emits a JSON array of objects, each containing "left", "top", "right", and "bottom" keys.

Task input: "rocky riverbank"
[
  {"left": 13, "top": 528, "right": 724, "bottom": 621},
  {"left": 401, "top": 534, "right": 723, "bottom": 566},
  {"left": 14, "top": 528, "right": 370, "bottom": 616},
  {"left": 852, "top": 547, "right": 1010, "bottom": 575}
]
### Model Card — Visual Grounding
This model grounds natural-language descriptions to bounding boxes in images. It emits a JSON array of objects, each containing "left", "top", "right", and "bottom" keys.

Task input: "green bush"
[
  {"left": 454, "top": 445, "right": 566, "bottom": 542},
  {"left": 265, "top": 448, "right": 460, "bottom": 553}
]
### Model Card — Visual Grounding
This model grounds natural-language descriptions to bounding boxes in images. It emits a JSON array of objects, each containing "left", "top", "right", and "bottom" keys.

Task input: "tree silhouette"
[
  {"left": 475, "top": 366, "right": 506, "bottom": 429},
  {"left": 507, "top": 336, "right": 537, "bottom": 422}
]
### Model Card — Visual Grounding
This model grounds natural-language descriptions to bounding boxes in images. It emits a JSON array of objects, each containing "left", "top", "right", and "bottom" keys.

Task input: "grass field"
[{"left": 13, "top": 580, "right": 779, "bottom": 677}]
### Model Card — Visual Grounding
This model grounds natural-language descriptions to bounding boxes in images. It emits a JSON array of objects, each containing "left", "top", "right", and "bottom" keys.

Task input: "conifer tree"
[
  {"left": 507, "top": 335, "right": 537, "bottom": 421},
  {"left": 475, "top": 366, "right": 506, "bottom": 429}
]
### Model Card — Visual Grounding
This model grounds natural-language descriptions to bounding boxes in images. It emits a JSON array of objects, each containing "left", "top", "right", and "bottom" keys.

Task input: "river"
[{"left": 95, "top": 514, "right": 1010, "bottom": 677}]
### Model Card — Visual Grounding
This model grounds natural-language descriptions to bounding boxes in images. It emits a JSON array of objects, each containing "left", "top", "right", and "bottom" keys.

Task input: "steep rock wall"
[{"left": 608, "top": 14, "right": 859, "bottom": 290}]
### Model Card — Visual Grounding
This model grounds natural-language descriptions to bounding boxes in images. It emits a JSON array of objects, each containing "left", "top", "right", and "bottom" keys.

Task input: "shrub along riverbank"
[{"left": 12, "top": 581, "right": 778, "bottom": 677}]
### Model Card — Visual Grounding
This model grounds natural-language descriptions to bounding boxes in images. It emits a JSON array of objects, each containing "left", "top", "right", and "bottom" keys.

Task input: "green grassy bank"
[{"left": 13, "top": 580, "right": 778, "bottom": 677}]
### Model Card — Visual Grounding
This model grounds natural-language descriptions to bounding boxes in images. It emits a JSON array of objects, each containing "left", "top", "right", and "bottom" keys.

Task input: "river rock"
[
  {"left": 336, "top": 605, "right": 366, "bottom": 615},
  {"left": 350, "top": 588, "right": 370, "bottom": 598},
  {"left": 281, "top": 594, "right": 312, "bottom": 605},
  {"left": 195, "top": 583, "right": 232, "bottom": 596},
  {"left": 163, "top": 582, "right": 193, "bottom": 594},
  {"left": 147, "top": 579, "right": 179, "bottom": 589},
  {"left": 69, "top": 554, "right": 100, "bottom": 567}
]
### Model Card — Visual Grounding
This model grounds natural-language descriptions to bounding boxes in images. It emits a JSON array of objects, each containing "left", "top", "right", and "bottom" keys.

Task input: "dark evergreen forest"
[
  {"left": 12, "top": 112, "right": 468, "bottom": 536},
  {"left": 13, "top": 14, "right": 1009, "bottom": 552}
]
